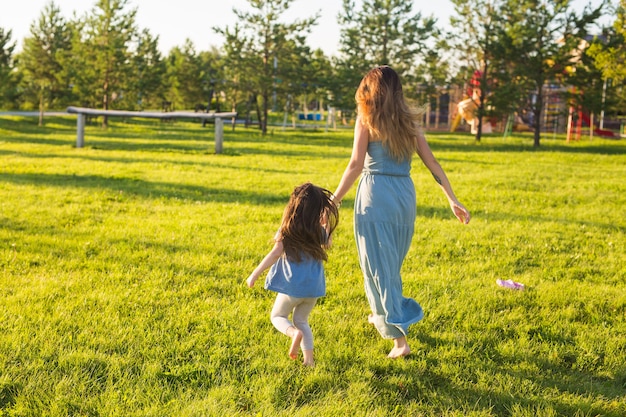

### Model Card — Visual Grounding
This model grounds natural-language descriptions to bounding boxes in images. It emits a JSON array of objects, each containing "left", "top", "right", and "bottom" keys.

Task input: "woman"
[{"left": 332, "top": 66, "right": 470, "bottom": 358}]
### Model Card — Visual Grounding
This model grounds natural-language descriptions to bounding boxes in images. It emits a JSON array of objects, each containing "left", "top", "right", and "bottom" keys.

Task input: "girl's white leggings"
[{"left": 270, "top": 293, "right": 318, "bottom": 351}]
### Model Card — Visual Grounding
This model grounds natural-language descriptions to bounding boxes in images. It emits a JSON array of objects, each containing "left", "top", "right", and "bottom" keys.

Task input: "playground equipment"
[
  {"left": 580, "top": 112, "right": 617, "bottom": 138},
  {"left": 566, "top": 107, "right": 618, "bottom": 141},
  {"left": 566, "top": 85, "right": 619, "bottom": 141},
  {"left": 450, "top": 70, "right": 493, "bottom": 134},
  {"left": 450, "top": 93, "right": 493, "bottom": 134},
  {"left": 502, "top": 113, "right": 533, "bottom": 139}
]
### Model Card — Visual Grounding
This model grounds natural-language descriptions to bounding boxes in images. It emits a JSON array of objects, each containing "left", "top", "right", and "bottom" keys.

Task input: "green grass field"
[{"left": 1, "top": 116, "right": 625, "bottom": 416}]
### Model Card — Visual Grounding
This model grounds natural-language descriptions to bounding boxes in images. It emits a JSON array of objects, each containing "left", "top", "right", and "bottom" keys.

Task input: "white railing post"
[
  {"left": 215, "top": 117, "right": 224, "bottom": 154},
  {"left": 76, "top": 113, "right": 85, "bottom": 148},
  {"left": 66, "top": 107, "right": 236, "bottom": 149}
]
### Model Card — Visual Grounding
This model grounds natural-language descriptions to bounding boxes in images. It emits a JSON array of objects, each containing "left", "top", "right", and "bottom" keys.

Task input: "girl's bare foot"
[
  {"left": 388, "top": 336, "right": 411, "bottom": 359},
  {"left": 388, "top": 345, "right": 410, "bottom": 358},
  {"left": 286, "top": 327, "right": 303, "bottom": 360},
  {"left": 302, "top": 349, "right": 314, "bottom": 367}
]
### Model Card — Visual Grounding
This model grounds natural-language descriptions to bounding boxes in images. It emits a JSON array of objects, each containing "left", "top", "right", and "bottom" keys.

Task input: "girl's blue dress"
[
  {"left": 354, "top": 141, "right": 424, "bottom": 339},
  {"left": 265, "top": 231, "right": 326, "bottom": 299}
]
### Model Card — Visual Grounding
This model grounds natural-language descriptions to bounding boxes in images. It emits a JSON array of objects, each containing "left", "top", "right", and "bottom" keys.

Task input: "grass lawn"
[{"left": 0, "top": 115, "right": 625, "bottom": 416}]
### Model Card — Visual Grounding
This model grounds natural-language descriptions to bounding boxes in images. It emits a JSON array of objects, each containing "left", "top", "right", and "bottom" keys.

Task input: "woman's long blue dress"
[{"left": 354, "top": 141, "right": 424, "bottom": 339}]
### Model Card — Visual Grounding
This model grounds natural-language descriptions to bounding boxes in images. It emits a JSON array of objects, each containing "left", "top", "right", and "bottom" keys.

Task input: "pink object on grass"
[{"left": 496, "top": 279, "right": 525, "bottom": 290}]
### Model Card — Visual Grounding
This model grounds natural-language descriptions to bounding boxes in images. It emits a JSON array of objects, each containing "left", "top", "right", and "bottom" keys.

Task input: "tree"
[
  {"left": 501, "top": 0, "right": 606, "bottom": 146},
  {"left": 215, "top": 0, "right": 319, "bottom": 135},
  {"left": 586, "top": 0, "right": 626, "bottom": 117},
  {"left": 71, "top": 0, "right": 138, "bottom": 127},
  {"left": 587, "top": 0, "right": 626, "bottom": 82},
  {"left": 338, "top": 0, "right": 436, "bottom": 74},
  {"left": 125, "top": 29, "right": 166, "bottom": 110},
  {"left": 413, "top": 45, "right": 454, "bottom": 130},
  {"left": 18, "top": 1, "right": 72, "bottom": 125},
  {"left": 277, "top": 43, "right": 331, "bottom": 121},
  {"left": 566, "top": 35, "right": 610, "bottom": 128},
  {"left": 199, "top": 47, "right": 225, "bottom": 113},
  {"left": 332, "top": 0, "right": 438, "bottom": 114},
  {"left": 165, "top": 40, "right": 207, "bottom": 110},
  {"left": 217, "top": 23, "right": 257, "bottom": 126},
  {"left": 449, "top": 0, "right": 505, "bottom": 141},
  {"left": 0, "top": 28, "right": 17, "bottom": 108},
  {"left": 300, "top": 49, "right": 333, "bottom": 116}
]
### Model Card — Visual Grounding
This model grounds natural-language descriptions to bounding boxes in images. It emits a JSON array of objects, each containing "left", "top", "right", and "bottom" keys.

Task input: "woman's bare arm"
[
  {"left": 332, "top": 117, "right": 369, "bottom": 204},
  {"left": 416, "top": 132, "right": 471, "bottom": 224}
]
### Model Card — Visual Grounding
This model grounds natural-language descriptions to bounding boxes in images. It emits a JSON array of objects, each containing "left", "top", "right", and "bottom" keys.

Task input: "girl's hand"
[
  {"left": 451, "top": 201, "right": 470, "bottom": 224},
  {"left": 246, "top": 275, "right": 257, "bottom": 288}
]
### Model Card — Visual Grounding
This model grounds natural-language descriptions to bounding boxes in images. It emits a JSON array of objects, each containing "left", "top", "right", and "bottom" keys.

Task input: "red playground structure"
[{"left": 566, "top": 107, "right": 618, "bottom": 142}]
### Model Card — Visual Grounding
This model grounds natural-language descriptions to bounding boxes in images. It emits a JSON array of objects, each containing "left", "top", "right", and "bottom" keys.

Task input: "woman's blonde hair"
[
  {"left": 355, "top": 66, "right": 423, "bottom": 161},
  {"left": 279, "top": 182, "right": 339, "bottom": 262}
]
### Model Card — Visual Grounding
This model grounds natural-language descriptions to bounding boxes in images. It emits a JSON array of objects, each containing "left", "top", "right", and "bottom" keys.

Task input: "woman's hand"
[
  {"left": 330, "top": 194, "right": 342, "bottom": 209},
  {"left": 450, "top": 201, "right": 471, "bottom": 224}
]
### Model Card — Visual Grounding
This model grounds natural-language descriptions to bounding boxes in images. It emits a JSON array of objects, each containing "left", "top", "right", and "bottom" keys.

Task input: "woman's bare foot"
[
  {"left": 302, "top": 349, "right": 314, "bottom": 367},
  {"left": 388, "top": 336, "right": 411, "bottom": 359},
  {"left": 286, "top": 327, "right": 303, "bottom": 360}
]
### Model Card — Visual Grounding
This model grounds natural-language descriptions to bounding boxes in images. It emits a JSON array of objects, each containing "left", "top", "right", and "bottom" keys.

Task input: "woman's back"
[{"left": 363, "top": 141, "right": 411, "bottom": 177}]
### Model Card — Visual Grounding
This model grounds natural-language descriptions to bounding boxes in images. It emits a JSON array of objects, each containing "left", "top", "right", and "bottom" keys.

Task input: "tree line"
[{"left": 0, "top": 0, "right": 624, "bottom": 146}]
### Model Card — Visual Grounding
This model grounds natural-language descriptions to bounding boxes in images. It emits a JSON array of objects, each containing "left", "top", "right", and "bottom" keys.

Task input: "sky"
[{"left": 2, "top": 0, "right": 613, "bottom": 57}]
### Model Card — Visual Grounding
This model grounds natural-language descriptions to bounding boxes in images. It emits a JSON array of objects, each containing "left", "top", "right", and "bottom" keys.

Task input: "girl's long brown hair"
[
  {"left": 355, "top": 66, "right": 424, "bottom": 161},
  {"left": 279, "top": 182, "right": 339, "bottom": 262}
]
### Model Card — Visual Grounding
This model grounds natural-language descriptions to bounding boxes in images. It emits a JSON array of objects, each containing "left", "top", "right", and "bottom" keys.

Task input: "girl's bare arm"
[{"left": 246, "top": 240, "right": 284, "bottom": 288}]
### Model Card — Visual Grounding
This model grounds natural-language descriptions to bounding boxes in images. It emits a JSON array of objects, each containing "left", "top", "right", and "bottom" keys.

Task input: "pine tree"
[
  {"left": 501, "top": 0, "right": 605, "bottom": 146},
  {"left": 165, "top": 40, "right": 206, "bottom": 110},
  {"left": 449, "top": 0, "right": 505, "bottom": 141},
  {"left": 72, "top": 0, "right": 138, "bottom": 127},
  {"left": 0, "top": 28, "right": 17, "bottom": 108},
  {"left": 215, "top": 0, "right": 319, "bottom": 135},
  {"left": 333, "top": 0, "right": 438, "bottom": 111},
  {"left": 19, "top": 1, "right": 72, "bottom": 125},
  {"left": 588, "top": 0, "right": 626, "bottom": 81},
  {"left": 126, "top": 29, "right": 166, "bottom": 110}
]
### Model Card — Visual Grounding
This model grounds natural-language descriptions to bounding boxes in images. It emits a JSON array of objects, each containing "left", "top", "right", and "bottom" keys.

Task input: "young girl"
[{"left": 246, "top": 182, "right": 339, "bottom": 367}]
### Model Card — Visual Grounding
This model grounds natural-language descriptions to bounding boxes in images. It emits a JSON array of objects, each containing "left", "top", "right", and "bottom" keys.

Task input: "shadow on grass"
[
  {"left": 0, "top": 150, "right": 313, "bottom": 177},
  {"left": 3, "top": 116, "right": 624, "bottom": 156},
  {"left": 1, "top": 135, "right": 75, "bottom": 147},
  {"left": 359, "top": 332, "right": 626, "bottom": 416},
  {"left": 470, "top": 206, "right": 625, "bottom": 234},
  {"left": 3, "top": 167, "right": 620, "bottom": 235},
  {"left": 0, "top": 380, "right": 20, "bottom": 409},
  {"left": 415, "top": 204, "right": 624, "bottom": 235},
  {"left": 0, "top": 116, "right": 76, "bottom": 134},
  {"left": 427, "top": 133, "right": 626, "bottom": 155},
  {"left": 0, "top": 172, "right": 286, "bottom": 205},
  {"left": 261, "top": 344, "right": 624, "bottom": 416},
  {"left": 2, "top": 116, "right": 353, "bottom": 156}
]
